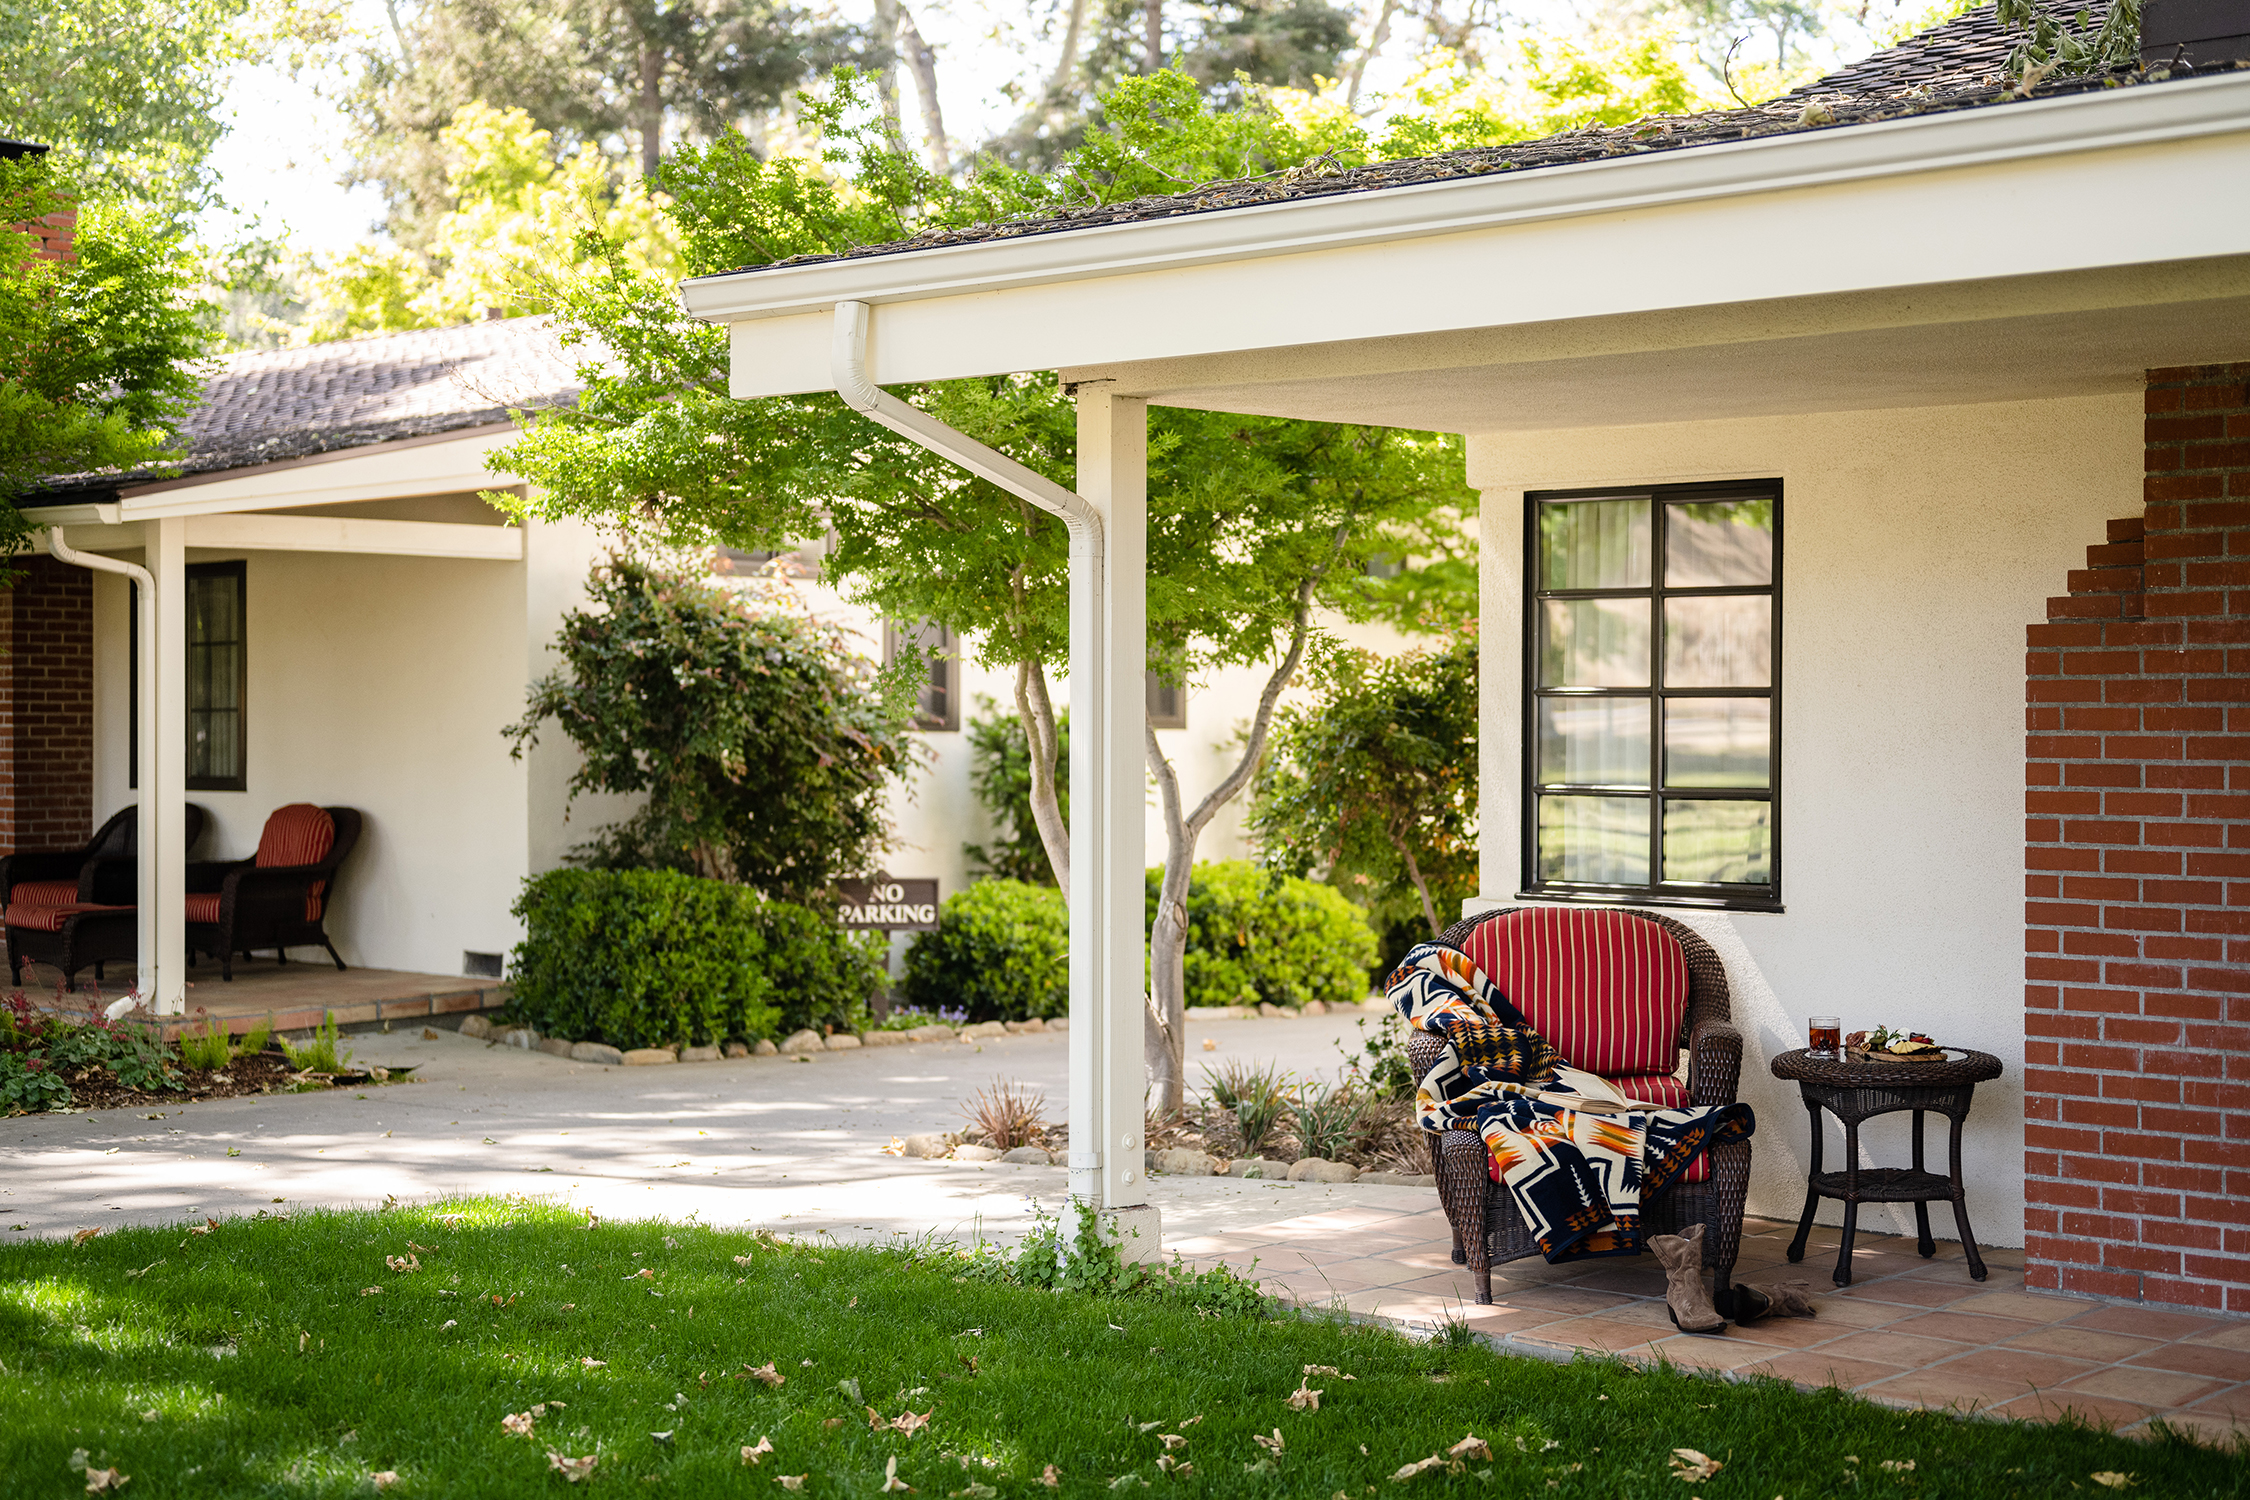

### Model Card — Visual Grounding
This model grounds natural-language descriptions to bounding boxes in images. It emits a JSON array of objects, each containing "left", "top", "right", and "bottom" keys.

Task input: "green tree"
[
  {"left": 1997, "top": 0, "right": 2138, "bottom": 79},
  {"left": 0, "top": 154, "right": 211, "bottom": 563},
  {"left": 504, "top": 553, "right": 921, "bottom": 905},
  {"left": 1248, "top": 635, "right": 1479, "bottom": 970},
  {"left": 963, "top": 697, "right": 1071, "bottom": 885}
]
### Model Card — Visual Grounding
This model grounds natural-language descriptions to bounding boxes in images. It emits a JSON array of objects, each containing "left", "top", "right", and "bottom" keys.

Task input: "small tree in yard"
[
  {"left": 963, "top": 697, "right": 1070, "bottom": 885},
  {"left": 1249, "top": 635, "right": 1479, "bottom": 970},
  {"left": 506, "top": 554, "right": 920, "bottom": 905}
]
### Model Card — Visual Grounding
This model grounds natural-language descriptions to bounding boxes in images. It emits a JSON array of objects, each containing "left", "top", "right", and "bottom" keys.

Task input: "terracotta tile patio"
[
  {"left": 14, "top": 956, "right": 507, "bottom": 1039},
  {"left": 1171, "top": 1207, "right": 2250, "bottom": 1446}
]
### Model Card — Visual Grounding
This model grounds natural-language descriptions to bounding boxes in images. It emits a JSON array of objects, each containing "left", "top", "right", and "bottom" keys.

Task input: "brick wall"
[
  {"left": 0, "top": 556, "right": 96, "bottom": 855},
  {"left": 2023, "top": 362, "right": 2250, "bottom": 1313}
]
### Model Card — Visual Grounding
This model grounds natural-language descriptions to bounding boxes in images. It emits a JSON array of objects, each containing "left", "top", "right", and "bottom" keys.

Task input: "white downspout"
[
  {"left": 831, "top": 301, "right": 1152, "bottom": 1239},
  {"left": 43, "top": 527, "right": 167, "bottom": 1012}
]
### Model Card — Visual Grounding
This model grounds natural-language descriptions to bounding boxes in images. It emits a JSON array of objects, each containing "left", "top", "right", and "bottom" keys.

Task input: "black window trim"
[
  {"left": 130, "top": 558, "right": 251, "bottom": 792},
  {"left": 885, "top": 617, "right": 960, "bottom": 733},
  {"left": 1518, "top": 478, "right": 1783, "bottom": 914}
]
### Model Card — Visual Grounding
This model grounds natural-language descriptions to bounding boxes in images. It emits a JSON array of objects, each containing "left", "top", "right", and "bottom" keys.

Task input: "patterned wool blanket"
[{"left": 1388, "top": 942, "right": 1755, "bottom": 1263}]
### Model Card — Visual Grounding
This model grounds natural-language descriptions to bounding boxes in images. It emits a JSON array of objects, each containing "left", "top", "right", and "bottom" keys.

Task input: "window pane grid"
[{"left": 1525, "top": 485, "right": 1779, "bottom": 906}]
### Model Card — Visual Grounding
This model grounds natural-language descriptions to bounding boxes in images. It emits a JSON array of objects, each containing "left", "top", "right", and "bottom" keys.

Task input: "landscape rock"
[
  {"left": 901, "top": 1133, "right": 952, "bottom": 1159},
  {"left": 1002, "top": 1018, "right": 1045, "bottom": 1034},
  {"left": 622, "top": 1047, "right": 677, "bottom": 1066},
  {"left": 1048, "top": 1017, "right": 1068, "bottom": 1033},
  {"left": 1227, "top": 1158, "right": 1284, "bottom": 1179},
  {"left": 779, "top": 1029, "right": 825, "bottom": 1055},
  {"left": 1154, "top": 1147, "right": 1218, "bottom": 1177},
  {"left": 723, "top": 1041, "right": 751, "bottom": 1058},
  {"left": 1301, "top": 1000, "right": 1327, "bottom": 1016},
  {"left": 1185, "top": 1006, "right": 1245, "bottom": 1020},
  {"left": 906, "top": 1025, "right": 955, "bottom": 1043},
  {"left": 952, "top": 1144, "right": 1000, "bottom": 1162},
  {"left": 999, "top": 1146, "right": 1052, "bottom": 1165},
  {"left": 862, "top": 1031, "right": 910, "bottom": 1047},
  {"left": 1287, "top": 1157, "right": 1359, "bottom": 1184},
  {"left": 1257, "top": 1002, "right": 1284, "bottom": 1019},
  {"left": 569, "top": 1041, "right": 624, "bottom": 1066},
  {"left": 679, "top": 1044, "right": 722, "bottom": 1063},
  {"left": 824, "top": 1032, "right": 862, "bottom": 1051},
  {"left": 960, "top": 1021, "right": 1008, "bottom": 1040},
  {"left": 498, "top": 1027, "right": 539, "bottom": 1050},
  {"left": 752, "top": 1039, "right": 778, "bottom": 1056},
  {"left": 458, "top": 1014, "right": 495, "bottom": 1040},
  {"left": 536, "top": 1038, "right": 574, "bottom": 1058}
]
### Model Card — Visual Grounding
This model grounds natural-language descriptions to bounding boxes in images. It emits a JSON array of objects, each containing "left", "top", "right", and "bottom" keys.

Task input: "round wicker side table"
[{"left": 1769, "top": 1047, "right": 2003, "bottom": 1287}]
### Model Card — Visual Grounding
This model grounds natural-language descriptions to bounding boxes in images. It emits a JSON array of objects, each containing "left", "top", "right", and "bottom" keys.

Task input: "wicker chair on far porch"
[
  {"left": 1409, "top": 904, "right": 1752, "bottom": 1311},
  {"left": 185, "top": 804, "right": 362, "bottom": 979},
  {"left": 3, "top": 803, "right": 211, "bottom": 990}
]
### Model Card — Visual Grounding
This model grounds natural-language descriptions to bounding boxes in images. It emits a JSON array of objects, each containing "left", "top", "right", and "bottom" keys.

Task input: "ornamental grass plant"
[{"left": 2, "top": 1200, "right": 2238, "bottom": 1498}]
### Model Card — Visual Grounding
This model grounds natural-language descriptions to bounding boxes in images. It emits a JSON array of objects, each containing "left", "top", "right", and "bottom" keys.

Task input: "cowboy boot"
[{"left": 1650, "top": 1224, "right": 1726, "bottom": 1334}]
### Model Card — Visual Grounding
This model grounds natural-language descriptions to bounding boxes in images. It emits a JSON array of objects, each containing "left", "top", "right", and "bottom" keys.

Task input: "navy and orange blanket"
[{"left": 1388, "top": 942, "right": 1754, "bottom": 1263}]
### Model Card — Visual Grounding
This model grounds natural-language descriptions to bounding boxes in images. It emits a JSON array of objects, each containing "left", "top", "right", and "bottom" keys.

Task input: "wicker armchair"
[
  {"left": 185, "top": 805, "right": 361, "bottom": 979},
  {"left": 3, "top": 804, "right": 210, "bottom": 990},
  {"left": 1410, "top": 905, "right": 1751, "bottom": 1311}
]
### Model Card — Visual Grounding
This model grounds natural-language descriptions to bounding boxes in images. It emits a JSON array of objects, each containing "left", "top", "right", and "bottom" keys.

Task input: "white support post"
[
  {"left": 1068, "top": 387, "right": 1155, "bottom": 1257},
  {"left": 143, "top": 518, "right": 188, "bottom": 1015}
]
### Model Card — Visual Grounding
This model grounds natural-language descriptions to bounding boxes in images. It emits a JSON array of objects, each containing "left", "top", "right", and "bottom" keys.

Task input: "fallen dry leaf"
[
  {"left": 952, "top": 1485, "right": 997, "bottom": 1500},
  {"left": 1302, "top": 1365, "right": 1353, "bottom": 1379},
  {"left": 581, "top": 1358, "right": 606, "bottom": 1370},
  {"left": 386, "top": 1254, "right": 420, "bottom": 1274},
  {"left": 881, "top": 1455, "right": 914, "bottom": 1492},
  {"left": 502, "top": 1412, "right": 536, "bottom": 1438},
  {"left": 742, "top": 1438, "right": 774, "bottom": 1466},
  {"left": 1041, "top": 1465, "right": 1059, "bottom": 1488},
  {"left": 371, "top": 1473, "right": 399, "bottom": 1490},
  {"left": 734, "top": 1255, "right": 754, "bottom": 1267},
  {"left": 2090, "top": 1476, "right": 2135, "bottom": 1491},
  {"left": 628, "top": 1269, "right": 655, "bottom": 1281},
  {"left": 883, "top": 1137, "right": 907, "bottom": 1156},
  {"left": 1158, "top": 1435, "right": 1187, "bottom": 1451},
  {"left": 1448, "top": 1436, "right": 1492, "bottom": 1462},
  {"left": 1669, "top": 1449, "right": 1723, "bottom": 1483},
  {"left": 190, "top": 1219, "right": 216, "bottom": 1237},
  {"left": 744, "top": 1362, "right": 785, "bottom": 1387},
  {"left": 1252, "top": 1429, "right": 1284, "bottom": 1456},
  {"left": 440, "top": 1320, "right": 458, "bottom": 1331},
  {"left": 73, "top": 1228, "right": 101, "bottom": 1246},
  {"left": 1391, "top": 1456, "right": 1445, "bottom": 1483},
  {"left": 83, "top": 1468, "right": 128, "bottom": 1493},
  {"left": 359, "top": 1287, "right": 382, "bottom": 1297},
  {"left": 890, "top": 1409, "right": 933, "bottom": 1437},
  {"left": 1880, "top": 1460, "right": 1916, "bottom": 1474},
  {"left": 777, "top": 1476, "right": 806, "bottom": 1492},
  {"left": 546, "top": 1452, "right": 597, "bottom": 1483},
  {"left": 1285, "top": 1384, "right": 1322, "bottom": 1412}
]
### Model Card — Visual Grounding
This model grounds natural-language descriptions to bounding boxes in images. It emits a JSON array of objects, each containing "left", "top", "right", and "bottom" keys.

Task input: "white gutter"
[
  {"left": 684, "top": 71, "right": 2250, "bottom": 324},
  {"left": 830, "top": 299, "right": 1103, "bottom": 552}
]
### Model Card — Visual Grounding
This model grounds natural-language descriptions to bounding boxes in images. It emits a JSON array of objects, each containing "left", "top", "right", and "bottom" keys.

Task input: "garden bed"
[{"left": 1, "top": 1199, "right": 2235, "bottom": 1498}]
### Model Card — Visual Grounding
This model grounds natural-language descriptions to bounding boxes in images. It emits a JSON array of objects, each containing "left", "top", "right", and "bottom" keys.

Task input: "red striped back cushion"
[
  {"left": 9, "top": 880, "right": 81, "bottom": 907},
  {"left": 1456, "top": 908, "right": 1688, "bottom": 1076},
  {"left": 257, "top": 805, "right": 334, "bottom": 869}
]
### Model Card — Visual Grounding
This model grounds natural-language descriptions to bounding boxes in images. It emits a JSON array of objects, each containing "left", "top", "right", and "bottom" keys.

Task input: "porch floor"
[
  {"left": 1173, "top": 1209, "right": 2250, "bottom": 1446},
  {"left": 13, "top": 956, "right": 507, "bottom": 1039}
]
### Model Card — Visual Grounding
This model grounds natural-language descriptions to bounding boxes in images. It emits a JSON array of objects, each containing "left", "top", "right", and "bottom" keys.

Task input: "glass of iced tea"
[{"left": 1808, "top": 1016, "right": 1841, "bottom": 1058}]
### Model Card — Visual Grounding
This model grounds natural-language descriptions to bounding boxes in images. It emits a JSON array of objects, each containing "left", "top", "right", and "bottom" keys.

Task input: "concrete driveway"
[{"left": 0, "top": 1010, "right": 1428, "bottom": 1254}]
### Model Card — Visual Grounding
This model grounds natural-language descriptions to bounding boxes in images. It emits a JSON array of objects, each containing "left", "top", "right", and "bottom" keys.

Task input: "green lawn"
[{"left": 1, "top": 1200, "right": 2239, "bottom": 1498}]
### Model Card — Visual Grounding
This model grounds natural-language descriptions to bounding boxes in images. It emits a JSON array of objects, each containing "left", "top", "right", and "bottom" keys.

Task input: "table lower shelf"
[{"left": 1808, "top": 1166, "right": 1958, "bottom": 1204}]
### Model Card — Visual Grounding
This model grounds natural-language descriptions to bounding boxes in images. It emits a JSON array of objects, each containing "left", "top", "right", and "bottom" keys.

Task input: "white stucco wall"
[
  {"left": 92, "top": 546, "right": 535, "bottom": 978},
  {"left": 1469, "top": 392, "right": 2142, "bottom": 1249}
]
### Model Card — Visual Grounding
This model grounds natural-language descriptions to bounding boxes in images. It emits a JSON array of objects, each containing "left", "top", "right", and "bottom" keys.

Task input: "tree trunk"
[
  {"left": 638, "top": 37, "right": 664, "bottom": 182},
  {"left": 1013, "top": 655, "right": 1068, "bottom": 896},
  {"left": 871, "top": 0, "right": 905, "bottom": 136},
  {"left": 894, "top": 1, "right": 950, "bottom": 172},
  {"left": 1345, "top": 0, "right": 1399, "bottom": 108},
  {"left": 1143, "top": 551, "right": 1341, "bottom": 1113},
  {"left": 1143, "top": 0, "right": 1163, "bottom": 73},
  {"left": 1387, "top": 822, "right": 1441, "bottom": 936},
  {"left": 384, "top": 0, "right": 415, "bottom": 76},
  {"left": 1046, "top": 0, "right": 1091, "bottom": 103}
]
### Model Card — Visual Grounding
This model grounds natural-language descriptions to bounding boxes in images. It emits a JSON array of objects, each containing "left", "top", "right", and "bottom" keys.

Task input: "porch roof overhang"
[{"left": 686, "top": 70, "right": 2250, "bottom": 430}]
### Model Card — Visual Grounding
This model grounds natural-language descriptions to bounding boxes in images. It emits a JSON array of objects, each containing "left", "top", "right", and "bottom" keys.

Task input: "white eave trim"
[{"left": 680, "top": 71, "right": 2250, "bottom": 323}]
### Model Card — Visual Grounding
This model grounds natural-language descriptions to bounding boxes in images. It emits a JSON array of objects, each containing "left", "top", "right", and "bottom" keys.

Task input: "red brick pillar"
[
  {"left": 2023, "top": 363, "right": 2250, "bottom": 1313},
  {"left": 0, "top": 556, "right": 96, "bottom": 854}
]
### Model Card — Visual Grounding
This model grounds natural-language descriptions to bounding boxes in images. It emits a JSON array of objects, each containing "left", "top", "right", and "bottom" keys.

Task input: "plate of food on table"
[{"left": 1845, "top": 1025, "right": 1947, "bottom": 1062}]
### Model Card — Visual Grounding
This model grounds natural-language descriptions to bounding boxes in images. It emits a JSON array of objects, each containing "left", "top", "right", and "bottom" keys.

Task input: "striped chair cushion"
[
  {"left": 9, "top": 879, "right": 81, "bottom": 907},
  {"left": 256, "top": 805, "right": 334, "bottom": 868},
  {"left": 184, "top": 891, "right": 325, "bottom": 926},
  {"left": 1456, "top": 907, "right": 1689, "bottom": 1077},
  {"left": 6, "top": 903, "right": 129, "bottom": 933}
]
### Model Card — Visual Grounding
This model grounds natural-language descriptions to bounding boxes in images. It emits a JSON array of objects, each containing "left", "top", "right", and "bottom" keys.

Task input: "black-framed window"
[
  {"left": 1523, "top": 482, "right": 1779, "bottom": 910},
  {"left": 1146, "top": 669, "right": 1186, "bottom": 730},
  {"left": 885, "top": 618, "right": 959, "bottom": 732},
  {"left": 130, "top": 560, "right": 249, "bottom": 791}
]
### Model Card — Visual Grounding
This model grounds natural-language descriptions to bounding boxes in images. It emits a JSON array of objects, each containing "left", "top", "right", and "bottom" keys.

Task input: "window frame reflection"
[{"left": 1523, "top": 481, "right": 1781, "bottom": 911}]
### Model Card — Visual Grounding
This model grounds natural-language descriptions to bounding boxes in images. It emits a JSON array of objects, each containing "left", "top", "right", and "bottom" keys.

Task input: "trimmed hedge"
[
  {"left": 898, "top": 879, "right": 1068, "bottom": 1023},
  {"left": 508, "top": 869, "right": 884, "bottom": 1049},
  {"left": 1150, "top": 860, "right": 1379, "bottom": 1012}
]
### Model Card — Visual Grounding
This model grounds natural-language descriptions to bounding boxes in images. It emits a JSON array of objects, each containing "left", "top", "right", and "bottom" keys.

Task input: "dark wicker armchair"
[
  {"left": 185, "top": 804, "right": 361, "bottom": 979},
  {"left": 3, "top": 803, "right": 210, "bottom": 990},
  {"left": 1411, "top": 905, "right": 1751, "bottom": 1311}
]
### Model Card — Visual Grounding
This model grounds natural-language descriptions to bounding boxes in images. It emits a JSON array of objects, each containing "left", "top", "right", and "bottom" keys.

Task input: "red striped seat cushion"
[
  {"left": 6, "top": 903, "right": 130, "bottom": 933},
  {"left": 1455, "top": 907, "right": 1688, "bottom": 1077},
  {"left": 9, "top": 879, "right": 81, "bottom": 907},
  {"left": 257, "top": 805, "right": 334, "bottom": 869},
  {"left": 184, "top": 890, "right": 324, "bottom": 925}
]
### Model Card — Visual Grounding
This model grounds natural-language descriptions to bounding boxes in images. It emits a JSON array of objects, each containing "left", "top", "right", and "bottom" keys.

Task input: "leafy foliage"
[
  {"left": 0, "top": 155, "right": 210, "bottom": 558},
  {"left": 1997, "top": 0, "right": 2140, "bottom": 79},
  {"left": 900, "top": 880, "right": 1069, "bottom": 1023},
  {"left": 507, "top": 555, "right": 918, "bottom": 904},
  {"left": 279, "top": 1012, "right": 352, "bottom": 1073},
  {"left": 962, "top": 697, "right": 1070, "bottom": 884},
  {"left": 508, "top": 868, "right": 884, "bottom": 1047},
  {"left": 1249, "top": 636, "right": 1478, "bottom": 967},
  {"left": 1289, "top": 1076, "right": 1378, "bottom": 1161},
  {"left": 1202, "top": 1057, "right": 1291, "bottom": 1156},
  {"left": 1148, "top": 860, "right": 1379, "bottom": 1011},
  {"left": 959, "top": 1077, "right": 1050, "bottom": 1150},
  {"left": 0, "top": 990, "right": 176, "bottom": 1114}
]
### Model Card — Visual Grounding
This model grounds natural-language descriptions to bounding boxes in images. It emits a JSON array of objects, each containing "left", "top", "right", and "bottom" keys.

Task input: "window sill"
[{"left": 1509, "top": 889, "right": 1785, "bottom": 916}]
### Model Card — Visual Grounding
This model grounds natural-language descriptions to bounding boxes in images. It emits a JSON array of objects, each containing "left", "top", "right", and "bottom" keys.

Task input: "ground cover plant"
[
  {"left": 3, "top": 1199, "right": 2237, "bottom": 1498},
  {"left": 0, "top": 994, "right": 368, "bottom": 1116}
]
